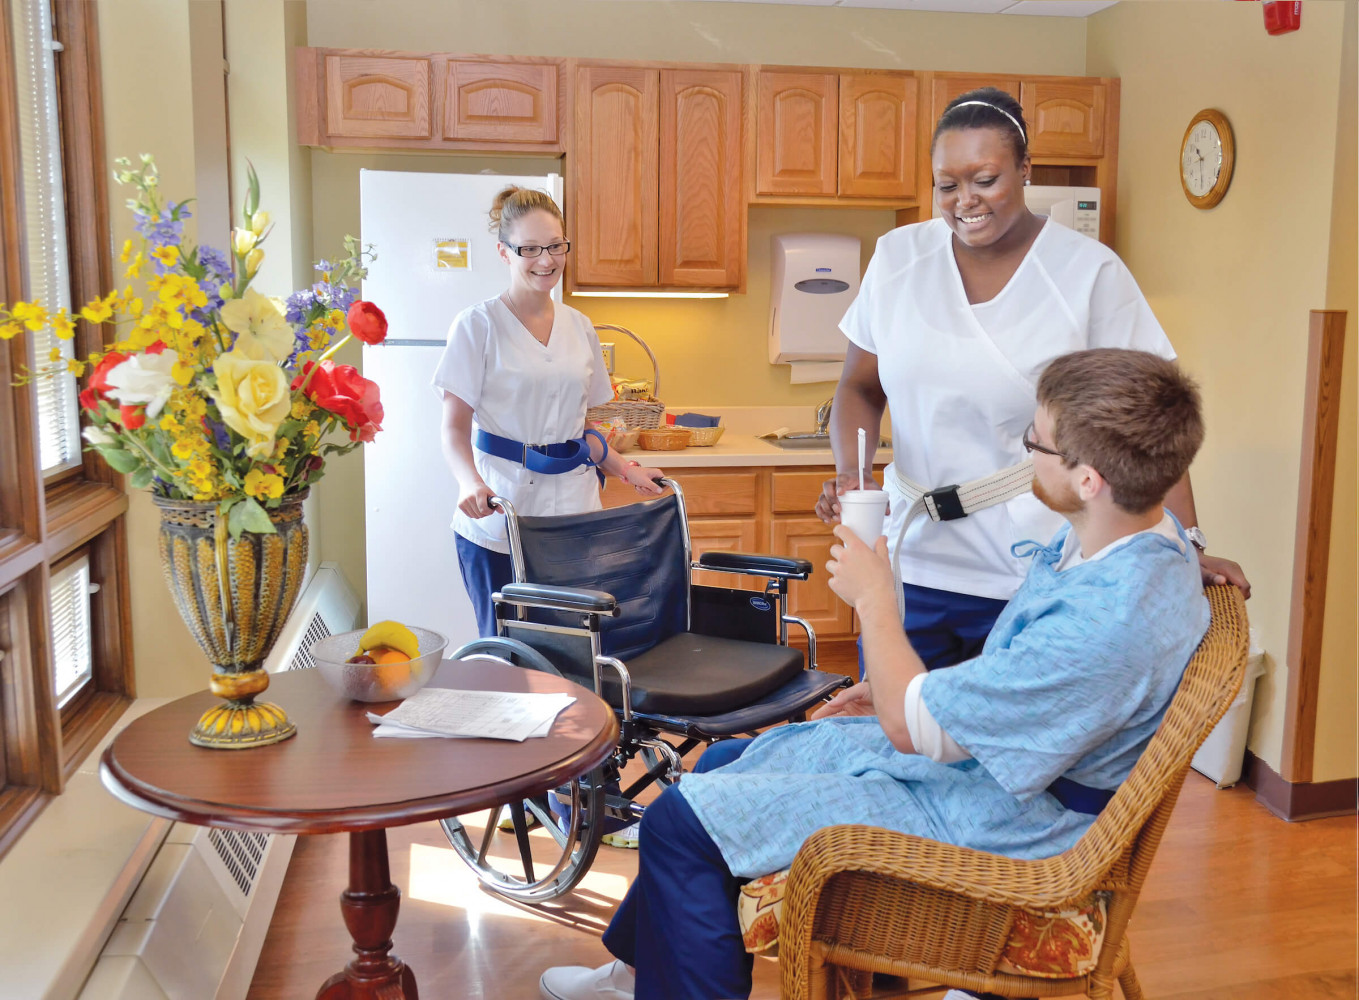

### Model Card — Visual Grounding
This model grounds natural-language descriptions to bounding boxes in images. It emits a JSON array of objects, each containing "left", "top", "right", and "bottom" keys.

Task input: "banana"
[{"left": 356, "top": 620, "right": 420, "bottom": 660}]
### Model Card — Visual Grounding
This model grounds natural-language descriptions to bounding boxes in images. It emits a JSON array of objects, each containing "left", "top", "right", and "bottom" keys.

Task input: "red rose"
[
  {"left": 347, "top": 300, "right": 387, "bottom": 345},
  {"left": 118, "top": 404, "right": 146, "bottom": 430},
  {"left": 82, "top": 350, "right": 128, "bottom": 411},
  {"left": 292, "top": 360, "right": 384, "bottom": 443}
]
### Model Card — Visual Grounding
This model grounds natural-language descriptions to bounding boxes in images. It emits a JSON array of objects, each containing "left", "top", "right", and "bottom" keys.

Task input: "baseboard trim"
[{"left": 1244, "top": 751, "right": 1359, "bottom": 821}]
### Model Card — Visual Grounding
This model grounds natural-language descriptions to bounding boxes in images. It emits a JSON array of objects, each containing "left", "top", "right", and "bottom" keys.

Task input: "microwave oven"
[{"left": 931, "top": 184, "right": 1101, "bottom": 241}]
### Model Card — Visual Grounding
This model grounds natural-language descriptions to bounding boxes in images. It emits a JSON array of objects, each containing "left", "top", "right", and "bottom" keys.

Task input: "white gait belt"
[{"left": 885, "top": 458, "right": 1035, "bottom": 618}]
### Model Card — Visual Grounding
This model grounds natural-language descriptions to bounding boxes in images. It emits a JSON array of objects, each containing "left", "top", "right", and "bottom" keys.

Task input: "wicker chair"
[{"left": 779, "top": 584, "right": 1250, "bottom": 1000}]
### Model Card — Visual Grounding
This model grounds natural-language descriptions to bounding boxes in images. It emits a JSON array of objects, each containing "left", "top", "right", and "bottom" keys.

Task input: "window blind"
[
  {"left": 49, "top": 555, "right": 93, "bottom": 707},
  {"left": 10, "top": 0, "right": 80, "bottom": 474}
]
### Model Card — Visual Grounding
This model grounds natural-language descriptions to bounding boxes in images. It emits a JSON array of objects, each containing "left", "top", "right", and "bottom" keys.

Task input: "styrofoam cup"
[{"left": 838, "top": 489, "right": 889, "bottom": 545}]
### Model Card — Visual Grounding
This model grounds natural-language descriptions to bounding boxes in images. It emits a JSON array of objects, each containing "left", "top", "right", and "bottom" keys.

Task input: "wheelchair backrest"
[{"left": 513, "top": 492, "right": 689, "bottom": 661}]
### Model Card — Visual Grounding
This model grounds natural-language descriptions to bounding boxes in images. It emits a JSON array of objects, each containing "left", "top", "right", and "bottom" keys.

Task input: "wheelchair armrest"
[
  {"left": 495, "top": 583, "right": 620, "bottom": 616},
  {"left": 694, "top": 551, "right": 813, "bottom": 580}
]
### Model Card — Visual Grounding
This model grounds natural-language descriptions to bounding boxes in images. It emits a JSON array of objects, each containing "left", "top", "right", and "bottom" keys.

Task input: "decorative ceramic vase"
[{"left": 154, "top": 493, "right": 309, "bottom": 749}]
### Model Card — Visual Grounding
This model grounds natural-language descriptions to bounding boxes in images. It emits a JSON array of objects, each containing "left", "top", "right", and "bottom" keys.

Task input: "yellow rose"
[{"left": 210, "top": 351, "right": 291, "bottom": 459}]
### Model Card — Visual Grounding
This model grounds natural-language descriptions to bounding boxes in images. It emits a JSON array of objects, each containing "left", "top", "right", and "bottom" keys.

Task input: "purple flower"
[
  {"left": 314, "top": 259, "right": 333, "bottom": 273},
  {"left": 201, "top": 415, "right": 231, "bottom": 452},
  {"left": 285, "top": 287, "right": 319, "bottom": 325}
]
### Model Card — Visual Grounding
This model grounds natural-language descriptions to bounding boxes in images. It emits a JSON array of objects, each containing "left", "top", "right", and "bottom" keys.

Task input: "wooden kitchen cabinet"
[
  {"left": 573, "top": 64, "right": 744, "bottom": 290},
  {"left": 770, "top": 517, "right": 854, "bottom": 639},
  {"left": 930, "top": 73, "right": 1022, "bottom": 128},
  {"left": 296, "top": 49, "right": 567, "bottom": 152},
  {"left": 838, "top": 72, "right": 918, "bottom": 199},
  {"left": 573, "top": 65, "right": 660, "bottom": 286},
  {"left": 323, "top": 53, "right": 433, "bottom": 140},
  {"left": 689, "top": 518, "right": 764, "bottom": 592},
  {"left": 1021, "top": 79, "right": 1106, "bottom": 158},
  {"left": 443, "top": 58, "right": 558, "bottom": 143},
  {"left": 756, "top": 70, "right": 839, "bottom": 196},
  {"left": 660, "top": 69, "right": 745, "bottom": 287}
]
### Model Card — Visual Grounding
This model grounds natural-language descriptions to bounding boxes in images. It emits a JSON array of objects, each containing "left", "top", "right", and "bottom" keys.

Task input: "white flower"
[
  {"left": 82, "top": 424, "right": 117, "bottom": 446},
  {"left": 219, "top": 288, "right": 294, "bottom": 363},
  {"left": 232, "top": 228, "right": 258, "bottom": 256},
  {"left": 104, "top": 349, "right": 179, "bottom": 419}
]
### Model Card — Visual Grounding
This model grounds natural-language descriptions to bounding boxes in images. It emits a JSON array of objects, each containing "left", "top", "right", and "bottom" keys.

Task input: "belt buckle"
[
  {"left": 924, "top": 484, "right": 965, "bottom": 521},
  {"left": 520, "top": 442, "right": 530, "bottom": 467}
]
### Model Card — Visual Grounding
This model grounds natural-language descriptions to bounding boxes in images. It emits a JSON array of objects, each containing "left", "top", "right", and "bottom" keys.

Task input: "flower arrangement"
[{"left": 0, "top": 155, "right": 387, "bottom": 537}]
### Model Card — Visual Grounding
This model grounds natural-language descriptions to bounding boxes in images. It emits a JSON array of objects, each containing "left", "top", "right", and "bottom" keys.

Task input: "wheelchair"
[{"left": 441, "top": 478, "right": 850, "bottom": 903}]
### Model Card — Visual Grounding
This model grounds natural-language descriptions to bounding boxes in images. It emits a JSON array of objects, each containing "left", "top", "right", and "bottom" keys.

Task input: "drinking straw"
[{"left": 857, "top": 427, "right": 866, "bottom": 492}]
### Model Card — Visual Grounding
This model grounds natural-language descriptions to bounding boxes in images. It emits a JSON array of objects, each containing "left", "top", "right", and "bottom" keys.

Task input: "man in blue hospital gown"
[{"left": 540, "top": 349, "right": 1214, "bottom": 1000}]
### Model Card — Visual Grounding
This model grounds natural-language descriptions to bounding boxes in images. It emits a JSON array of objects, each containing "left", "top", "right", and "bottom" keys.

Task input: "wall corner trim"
[{"left": 1244, "top": 750, "right": 1359, "bottom": 822}]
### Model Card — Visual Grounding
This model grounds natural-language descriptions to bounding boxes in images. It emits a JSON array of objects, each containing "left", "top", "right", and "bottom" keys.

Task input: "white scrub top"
[
  {"left": 432, "top": 297, "right": 614, "bottom": 554},
  {"left": 839, "top": 217, "right": 1175, "bottom": 600}
]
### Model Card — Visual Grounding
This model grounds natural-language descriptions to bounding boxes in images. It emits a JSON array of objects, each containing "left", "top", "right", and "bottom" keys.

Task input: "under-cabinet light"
[{"left": 569, "top": 290, "right": 729, "bottom": 299}]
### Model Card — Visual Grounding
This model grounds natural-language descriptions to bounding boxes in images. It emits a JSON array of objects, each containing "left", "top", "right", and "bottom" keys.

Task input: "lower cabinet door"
[
  {"left": 771, "top": 517, "right": 854, "bottom": 639},
  {"left": 688, "top": 518, "right": 764, "bottom": 593}
]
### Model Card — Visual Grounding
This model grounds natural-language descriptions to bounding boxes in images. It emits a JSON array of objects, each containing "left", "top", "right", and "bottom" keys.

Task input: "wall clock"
[{"left": 1180, "top": 109, "right": 1235, "bottom": 209}]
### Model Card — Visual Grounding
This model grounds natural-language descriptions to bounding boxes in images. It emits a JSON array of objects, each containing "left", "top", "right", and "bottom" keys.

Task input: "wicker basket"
[
  {"left": 587, "top": 325, "right": 666, "bottom": 429},
  {"left": 638, "top": 427, "right": 691, "bottom": 451},
  {"left": 685, "top": 425, "right": 725, "bottom": 447},
  {"left": 610, "top": 428, "right": 641, "bottom": 453}
]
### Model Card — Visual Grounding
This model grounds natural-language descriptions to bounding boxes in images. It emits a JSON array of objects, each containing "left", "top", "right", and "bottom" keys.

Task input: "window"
[{"left": 0, "top": 0, "right": 132, "bottom": 860}]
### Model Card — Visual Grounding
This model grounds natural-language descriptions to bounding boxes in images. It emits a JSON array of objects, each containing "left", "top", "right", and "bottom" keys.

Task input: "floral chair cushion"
[{"left": 737, "top": 867, "right": 1109, "bottom": 979}]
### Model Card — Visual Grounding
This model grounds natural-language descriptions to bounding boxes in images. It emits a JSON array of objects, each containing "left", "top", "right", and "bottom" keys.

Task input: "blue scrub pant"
[
  {"left": 858, "top": 582, "right": 1009, "bottom": 679},
  {"left": 602, "top": 738, "right": 756, "bottom": 1000},
  {"left": 454, "top": 533, "right": 513, "bottom": 638}
]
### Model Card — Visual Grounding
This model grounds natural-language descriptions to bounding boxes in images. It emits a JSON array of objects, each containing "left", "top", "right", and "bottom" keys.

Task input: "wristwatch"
[{"left": 1184, "top": 526, "right": 1207, "bottom": 552}]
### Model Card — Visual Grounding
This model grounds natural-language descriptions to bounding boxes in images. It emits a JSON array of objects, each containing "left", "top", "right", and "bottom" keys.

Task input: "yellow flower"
[
  {"left": 303, "top": 419, "right": 321, "bottom": 440},
  {"left": 210, "top": 351, "right": 291, "bottom": 459},
  {"left": 158, "top": 413, "right": 181, "bottom": 432},
  {"left": 48, "top": 346, "right": 62, "bottom": 363},
  {"left": 50, "top": 311, "right": 75, "bottom": 339},
  {"left": 171, "top": 436, "right": 198, "bottom": 460},
  {"left": 272, "top": 437, "right": 290, "bottom": 459},
  {"left": 124, "top": 251, "right": 144, "bottom": 279},
  {"left": 290, "top": 398, "right": 314, "bottom": 420},
  {"left": 0, "top": 320, "right": 22, "bottom": 340},
  {"left": 232, "top": 228, "right": 258, "bottom": 256},
  {"left": 245, "top": 247, "right": 264, "bottom": 277},
  {"left": 249, "top": 210, "right": 271, "bottom": 236},
  {"left": 150, "top": 245, "right": 178, "bottom": 268},
  {"left": 12, "top": 301, "right": 48, "bottom": 330},
  {"left": 219, "top": 288, "right": 293, "bottom": 363},
  {"left": 66, "top": 358, "right": 86, "bottom": 376},
  {"left": 171, "top": 360, "right": 195, "bottom": 386},
  {"left": 243, "top": 468, "right": 284, "bottom": 500},
  {"left": 81, "top": 298, "right": 114, "bottom": 324},
  {"left": 119, "top": 239, "right": 134, "bottom": 263}
]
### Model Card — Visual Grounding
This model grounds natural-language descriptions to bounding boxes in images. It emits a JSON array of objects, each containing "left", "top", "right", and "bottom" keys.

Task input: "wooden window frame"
[{"left": 0, "top": 0, "right": 134, "bottom": 859}]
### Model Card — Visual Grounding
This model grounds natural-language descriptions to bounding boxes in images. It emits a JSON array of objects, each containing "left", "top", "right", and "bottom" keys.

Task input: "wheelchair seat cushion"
[{"left": 599, "top": 632, "right": 805, "bottom": 715}]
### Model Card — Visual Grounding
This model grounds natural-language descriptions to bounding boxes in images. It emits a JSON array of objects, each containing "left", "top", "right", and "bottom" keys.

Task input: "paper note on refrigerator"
[{"left": 434, "top": 237, "right": 471, "bottom": 270}]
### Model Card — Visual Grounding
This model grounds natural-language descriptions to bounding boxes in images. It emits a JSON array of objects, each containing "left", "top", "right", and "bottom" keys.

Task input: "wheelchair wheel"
[
  {"left": 451, "top": 636, "right": 562, "bottom": 676},
  {"left": 440, "top": 766, "right": 606, "bottom": 903}
]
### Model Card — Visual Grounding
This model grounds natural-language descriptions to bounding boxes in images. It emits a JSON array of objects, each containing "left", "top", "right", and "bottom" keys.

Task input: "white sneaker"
[
  {"left": 941, "top": 992, "right": 980, "bottom": 999},
  {"left": 539, "top": 959, "right": 635, "bottom": 999},
  {"left": 601, "top": 820, "right": 641, "bottom": 849}
]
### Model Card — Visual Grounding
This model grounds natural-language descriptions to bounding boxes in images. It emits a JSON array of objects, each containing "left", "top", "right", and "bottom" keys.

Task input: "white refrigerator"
[{"left": 360, "top": 169, "right": 564, "bottom": 646}]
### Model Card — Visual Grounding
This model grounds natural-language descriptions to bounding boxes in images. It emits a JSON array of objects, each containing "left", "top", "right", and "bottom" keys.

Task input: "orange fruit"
[{"left": 371, "top": 646, "right": 410, "bottom": 665}]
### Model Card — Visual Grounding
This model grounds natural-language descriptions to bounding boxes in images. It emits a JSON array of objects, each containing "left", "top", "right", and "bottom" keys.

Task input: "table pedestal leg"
[{"left": 316, "top": 828, "right": 419, "bottom": 1000}]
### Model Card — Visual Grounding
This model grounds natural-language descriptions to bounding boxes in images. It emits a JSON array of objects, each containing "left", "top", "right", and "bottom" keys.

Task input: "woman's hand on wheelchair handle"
[
  {"left": 458, "top": 481, "right": 497, "bottom": 518},
  {"left": 621, "top": 461, "right": 666, "bottom": 494},
  {"left": 810, "top": 681, "right": 875, "bottom": 720}
]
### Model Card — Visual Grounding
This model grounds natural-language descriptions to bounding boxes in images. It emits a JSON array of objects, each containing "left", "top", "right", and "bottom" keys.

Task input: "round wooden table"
[{"left": 100, "top": 656, "right": 618, "bottom": 1000}]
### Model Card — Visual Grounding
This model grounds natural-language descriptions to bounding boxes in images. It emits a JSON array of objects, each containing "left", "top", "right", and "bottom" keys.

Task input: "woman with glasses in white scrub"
[
  {"left": 436, "top": 186, "right": 665, "bottom": 640},
  {"left": 818, "top": 88, "right": 1249, "bottom": 680}
]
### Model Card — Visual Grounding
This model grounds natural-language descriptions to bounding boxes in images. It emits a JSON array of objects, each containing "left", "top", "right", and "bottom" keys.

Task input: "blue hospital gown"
[{"left": 678, "top": 520, "right": 1211, "bottom": 878}]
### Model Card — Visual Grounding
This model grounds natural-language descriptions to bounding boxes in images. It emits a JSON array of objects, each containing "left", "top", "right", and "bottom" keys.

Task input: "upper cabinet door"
[
  {"left": 930, "top": 74, "right": 1023, "bottom": 131},
  {"left": 443, "top": 59, "right": 558, "bottom": 143},
  {"left": 838, "top": 73, "right": 918, "bottom": 199},
  {"left": 324, "top": 54, "right": 432, "bottom": 139},
  {"left": 1021, "top": 80, "right": 1105, "bottom": 158},
  {"left": 660, "top": 69, "right": 744, "bottom": 288},
  {"left": 574, "top": 66, "right": 660, "bottom": 286},
  {"left": 756, "top": 71, "right": 838, "bottom": 196}
]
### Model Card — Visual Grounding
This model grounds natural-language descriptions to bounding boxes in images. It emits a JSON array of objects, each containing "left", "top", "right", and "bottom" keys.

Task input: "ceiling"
[{"left": 620, "top": 0, "right": 1119, "bottom": 15}]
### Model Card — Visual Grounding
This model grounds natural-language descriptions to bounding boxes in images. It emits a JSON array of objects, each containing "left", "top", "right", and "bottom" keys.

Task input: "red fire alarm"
[{"left": 1261, "top": 0, "right": 1302, "bottom": 34}]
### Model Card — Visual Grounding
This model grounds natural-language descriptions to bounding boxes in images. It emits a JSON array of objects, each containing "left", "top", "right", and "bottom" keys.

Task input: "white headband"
[{"left": 950, "top": 100, "right": 1027, "bottom": 142}]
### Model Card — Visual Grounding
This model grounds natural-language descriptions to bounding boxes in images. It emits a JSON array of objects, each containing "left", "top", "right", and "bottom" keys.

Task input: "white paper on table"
[{"left": 367, "top": 688, "right": 575, "bottom": 741}]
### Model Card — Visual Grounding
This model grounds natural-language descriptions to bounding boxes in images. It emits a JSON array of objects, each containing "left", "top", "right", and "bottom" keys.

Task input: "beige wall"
[
  {"left": 1086, "top": 0, "right": 1352, "bottom": 776},
  {"left": 1314, "top": 0, "right": 1357, "bottom": 785}
]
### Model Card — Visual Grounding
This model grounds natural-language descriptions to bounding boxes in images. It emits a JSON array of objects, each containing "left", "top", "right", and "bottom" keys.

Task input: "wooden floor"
[{"left": 246, "top": 742, "right": 1357, "bottom": 1000}]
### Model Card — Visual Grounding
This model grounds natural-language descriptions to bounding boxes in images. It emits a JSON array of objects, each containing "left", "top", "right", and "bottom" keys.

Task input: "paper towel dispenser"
[{"left": 768, "top": 233, "right": 860, "bottom": 370}]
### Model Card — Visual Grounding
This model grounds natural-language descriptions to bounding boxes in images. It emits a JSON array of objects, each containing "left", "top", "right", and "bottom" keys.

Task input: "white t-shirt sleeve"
[
  {"left": 838, "top": 235, "right": 885, "bottom": 355},
  {"left": 903, "top": 671, "right": 971, "bottom": 763},
  {"left": 1086, "top": 256, "right": 1176, "bottom": 360},
  {"left": 584, "top": 323, "right": 616, "bottom": 408},
  {"left": 431, "top": 308, "right": 488, "bottom": 407}
]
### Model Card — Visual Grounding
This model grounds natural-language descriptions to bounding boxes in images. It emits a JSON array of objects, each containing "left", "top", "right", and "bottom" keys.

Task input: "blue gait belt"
[{"left": 474, "top": 427, "right": 607, "bottom": 477}]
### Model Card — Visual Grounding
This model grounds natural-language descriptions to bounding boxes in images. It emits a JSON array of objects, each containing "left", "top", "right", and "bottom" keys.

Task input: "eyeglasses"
[
  {"left": 1022, "top": 423, "right": 1068, "bottom": 459},
  {"left": 506, "top": 241, "right": 571, "bottom": 258}
]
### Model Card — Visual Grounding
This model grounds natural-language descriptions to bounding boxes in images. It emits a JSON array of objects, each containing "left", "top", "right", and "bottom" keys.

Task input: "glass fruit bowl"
[{"left": 311, "top": 626, "right": 448, "bottom": 702}]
